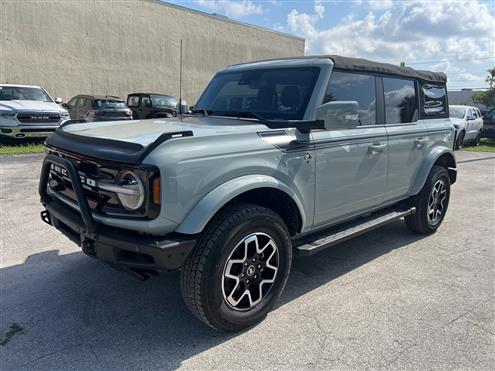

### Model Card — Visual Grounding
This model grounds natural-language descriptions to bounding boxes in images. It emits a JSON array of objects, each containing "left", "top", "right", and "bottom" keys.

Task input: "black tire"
[
  {"left": 455, "top": 131, "right": 465, "bottom": 150},
  {"left": 474, "top": 133, "right": 481, "bottom": 146},
  {"left": 405, "top": 165, "right": 450, "bottom": 234},
  {"left": 181, "top": 203, "right": 292, "bottom": 332}
]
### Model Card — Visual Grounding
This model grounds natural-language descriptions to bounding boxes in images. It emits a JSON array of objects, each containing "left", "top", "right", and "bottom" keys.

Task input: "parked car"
[
  {"left": 39, "top": 56, "right": 456, "bottom": 332},
  {"left": 127, "top": 93, "right": 178, "bottom": 119},
  {"left": 482, "top": 108, "right": 495, "bottom": 139},
  {"left": 64, "top": 95, "right": 133, "bottom": 122},
  {"left": 0, "top": 84, "right": 70, "bottom": 138},
  {"left": 449, "top": 105, "right": 484, "bottom": 149}
]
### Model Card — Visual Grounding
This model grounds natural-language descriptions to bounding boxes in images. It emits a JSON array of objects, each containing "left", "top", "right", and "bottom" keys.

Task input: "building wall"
[{"left": 0, "top": 0, "right": 304, "bottom": 104}]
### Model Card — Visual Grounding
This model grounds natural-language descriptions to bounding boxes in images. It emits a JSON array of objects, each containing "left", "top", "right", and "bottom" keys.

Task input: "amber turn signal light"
[{"left": 152, "top": 177, "right": 161, "bottom": 204}]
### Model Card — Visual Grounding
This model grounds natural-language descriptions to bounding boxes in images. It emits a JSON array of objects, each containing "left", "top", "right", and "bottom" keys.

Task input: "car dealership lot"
[{"left": 1, "top": 151, "right": 494, "bottom": 370}]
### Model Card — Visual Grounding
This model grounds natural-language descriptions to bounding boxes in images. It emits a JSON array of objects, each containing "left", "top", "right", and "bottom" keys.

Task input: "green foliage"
[{"left": 472, "top": 67, "right": 495, "bottom": 108}]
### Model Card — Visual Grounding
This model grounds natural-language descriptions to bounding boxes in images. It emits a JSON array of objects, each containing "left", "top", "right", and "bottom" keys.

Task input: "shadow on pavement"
[{"left": 1, "top": 220, "right": 426, "bottom": 369}]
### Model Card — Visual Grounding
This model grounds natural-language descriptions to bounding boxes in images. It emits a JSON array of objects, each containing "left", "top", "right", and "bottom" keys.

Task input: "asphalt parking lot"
[{"left": 1, "top": 151, "right": 494, "bottom": 370}]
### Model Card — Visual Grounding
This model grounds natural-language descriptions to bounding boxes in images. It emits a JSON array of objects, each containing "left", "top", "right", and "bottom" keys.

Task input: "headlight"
[
  {"left": 60, "top": 112, "right": 70, "bottom": 118},
  {"left": 115, "top": 170, "right": 145, "bottom": 211},
  {"left": 0, "top": 111, "right": 16, "bottom": 117}
]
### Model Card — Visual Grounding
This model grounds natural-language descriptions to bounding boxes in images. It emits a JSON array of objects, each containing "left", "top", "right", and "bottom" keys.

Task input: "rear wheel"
[
  {"left": 455, "top": 131, "right": 465, "bottom": 150},
  {"left": 474, "top": 133, "right": 481, "bottom": 146},
  {"left": 405, "top": 165, "right": 450, "bottom": 234},
  {"left": 181, "top": 203, "right": 292, "bottom": 332}
]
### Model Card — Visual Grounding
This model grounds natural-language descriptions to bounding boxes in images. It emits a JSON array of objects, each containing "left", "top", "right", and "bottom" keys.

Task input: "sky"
[{"left": 166, "top": 0, "right": 494, "bottom": 90}]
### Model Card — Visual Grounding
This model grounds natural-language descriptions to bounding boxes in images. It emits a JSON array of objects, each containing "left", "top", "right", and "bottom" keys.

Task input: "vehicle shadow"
[{"left": 1, "top": 220, "right": 427, "bottom": 369}]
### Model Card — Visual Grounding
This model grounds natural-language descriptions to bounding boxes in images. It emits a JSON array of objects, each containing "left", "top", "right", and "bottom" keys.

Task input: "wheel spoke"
[{"left": 222, "top": 232, "right": 279, "bottom": 311}]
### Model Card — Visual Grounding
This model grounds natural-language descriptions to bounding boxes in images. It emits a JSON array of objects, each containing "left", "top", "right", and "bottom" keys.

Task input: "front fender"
[
  {"left": 409, "top": 147, "right": 456, "bottom": 195},
  {"left": 175, "top": 175, "right": 307, "bottom": 235}
]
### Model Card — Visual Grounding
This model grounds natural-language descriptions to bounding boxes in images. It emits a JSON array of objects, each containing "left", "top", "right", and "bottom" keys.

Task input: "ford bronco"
[{"left": 39, "top": 56, "right": 456, "bottom": 331}]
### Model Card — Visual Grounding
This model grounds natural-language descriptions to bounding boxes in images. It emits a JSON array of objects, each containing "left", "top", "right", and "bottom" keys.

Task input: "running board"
[{"left": 294, "top": 207, "right": 416, "bottom": 256}]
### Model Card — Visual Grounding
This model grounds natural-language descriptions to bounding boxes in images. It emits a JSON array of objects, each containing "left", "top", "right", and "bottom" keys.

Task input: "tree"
[{"left": 472, "top": 67, "right": 495, "bottom": 108}]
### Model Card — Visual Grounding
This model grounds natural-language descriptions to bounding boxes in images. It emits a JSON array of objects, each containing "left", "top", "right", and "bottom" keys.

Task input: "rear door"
[
  {"left": 313, "top": 71, "right": 388, "bottom": 227},
  {"left": 382, "top": 77, "right": 426, "bottom": 201}
]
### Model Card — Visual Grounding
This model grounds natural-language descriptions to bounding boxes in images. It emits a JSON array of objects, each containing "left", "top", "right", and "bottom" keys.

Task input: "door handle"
[
  {"left": 415, "top": 137, "right": 427, "bottom": 148},
  {"left": 368, "top": 143, "right": 387, "bottom": 154}
]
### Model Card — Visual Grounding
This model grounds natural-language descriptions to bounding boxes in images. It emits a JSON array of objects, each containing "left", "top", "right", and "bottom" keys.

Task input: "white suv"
[{"left": 0, "top": 84, "right": 70, "bottom": 139}]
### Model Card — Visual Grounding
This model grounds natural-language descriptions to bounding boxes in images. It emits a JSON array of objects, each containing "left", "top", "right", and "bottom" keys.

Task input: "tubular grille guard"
[{"left": 39, "top": 154, "right": 97, "bottom": 237}]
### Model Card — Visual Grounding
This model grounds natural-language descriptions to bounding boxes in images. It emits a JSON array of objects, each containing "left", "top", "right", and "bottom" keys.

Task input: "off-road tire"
[
  {"left": 180, "top": 203, "right": 292, "bottom": 332},
  {"left": 405, "top": 165, "right": 450, "bottom": 234}
]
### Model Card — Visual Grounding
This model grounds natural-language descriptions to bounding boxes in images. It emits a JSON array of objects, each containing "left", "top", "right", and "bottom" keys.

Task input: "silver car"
[
  {"left": 449, "top": 104, "right": 484, "bottom": 149},
  {"left": 0, "top": 84, "right": 70, "bottom": 138},
  {"left": 39, "top": 56, "right": 456, "bottom": 331}
]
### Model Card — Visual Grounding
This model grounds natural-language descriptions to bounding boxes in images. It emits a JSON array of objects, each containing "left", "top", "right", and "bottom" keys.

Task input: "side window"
[
  {"left": 76, "top": 97, "right": 86, "bottom": 107},
  {"left": 141, "top": 96, "right": 151, "bottom": 107},
  {"left": 127, "top": 96, "right": 139, "bottom": 107},
  {"left": 422, "top": 84, "right": 447, "bottom": 116},
  {"left": 383, "top": 78, "right": 418, "bottom": 124},
  {"left": 67, "top": 97, "right": 77, "bottom": 108},
  {"left": 324, "top": 71, "right": 376, "bottom": 125}
]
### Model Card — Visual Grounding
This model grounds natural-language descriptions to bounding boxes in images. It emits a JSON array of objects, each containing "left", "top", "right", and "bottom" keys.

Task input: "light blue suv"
[{"left": 39, "top": 56, "right": 456, "bottom": 331}]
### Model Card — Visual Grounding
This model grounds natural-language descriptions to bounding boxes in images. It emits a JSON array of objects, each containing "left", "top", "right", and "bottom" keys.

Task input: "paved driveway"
[{"left": 1, "top": 151, "right": 494, "bottom": 370}]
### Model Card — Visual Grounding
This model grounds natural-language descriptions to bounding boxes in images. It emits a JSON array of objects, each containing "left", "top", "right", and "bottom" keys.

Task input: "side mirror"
[
  {"left": 467, "top": 115, "right": 476, "bottom": 121},
  {"left": 316, "top": 101, "right": 360, "bottom": 130},
  {"left": 61, "top": 103, "right": 68, "bottom": 108},
  {"left": 55, "top": 97, "right": 63, "bottom": 104}
]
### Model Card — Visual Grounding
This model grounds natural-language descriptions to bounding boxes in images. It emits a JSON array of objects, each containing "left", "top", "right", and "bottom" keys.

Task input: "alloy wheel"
[
  {"left": 427, "top": 179, "right": 447, "bottom": 225},
  {"left": 222, "top": 232, "right": 279, "bottom": 311}
]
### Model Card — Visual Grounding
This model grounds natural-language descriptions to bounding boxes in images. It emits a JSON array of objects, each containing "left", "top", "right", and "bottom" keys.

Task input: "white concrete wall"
[{"left": 0, "top": 0, "right": 305, "bottom": 104}]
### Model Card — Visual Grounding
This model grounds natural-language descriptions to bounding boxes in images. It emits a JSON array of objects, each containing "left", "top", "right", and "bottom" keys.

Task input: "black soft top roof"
[{"left": 328, "top": 55, "right": 447, "bottom": 83}]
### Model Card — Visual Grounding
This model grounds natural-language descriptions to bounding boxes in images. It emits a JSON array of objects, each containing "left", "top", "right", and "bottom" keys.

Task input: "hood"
[
  {"left": 450, "top": 118, "right": 466, "bottom": 128},
  {"left": 0, "top": 100, "right": 68, "bottom": 113},
  {"left": 61, "top": 116, "right": 268, "bottom": 147}
]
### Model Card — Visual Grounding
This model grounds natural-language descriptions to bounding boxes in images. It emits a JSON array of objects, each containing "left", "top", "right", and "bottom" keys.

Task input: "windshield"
[
  {"left": 449, "top": 107, "right": 466, "bottom": 119},
  {"left": 94, "top": 100, "right": 127, "bottom": 109},
  {"left": 150, "top": 95, "right": 177, "bottom": 107},
  {"left": 194, "top": 67, "right": 320, "bottom": 120},
  {"left": 0, "top": 86, "right": 52, "bottom": 102}
]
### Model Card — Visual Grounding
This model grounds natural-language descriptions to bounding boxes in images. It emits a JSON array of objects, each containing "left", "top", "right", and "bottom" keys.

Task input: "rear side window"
[
  {"left": 94, "top": 100, "right": 126, "bottom": 109},
  {"left": 383, "top": 78, "right": 418, "bottom": 124},
  {"left": 422, "top": 84, "right": 447, "bottom": 116},
  {"left": 127, "top": 96, "right": 139, "bottom": 107},
  {"left": 324, "top": 71, "right": 376, "bottom": 126}
]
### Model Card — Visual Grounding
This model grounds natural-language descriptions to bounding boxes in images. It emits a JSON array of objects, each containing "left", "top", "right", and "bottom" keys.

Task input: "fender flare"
[
  {"left": 175, "top": 175, "right": 307, "bottom": 235},
  {"left": 409, "top": 147, "right": 457, "bottom": 195}
]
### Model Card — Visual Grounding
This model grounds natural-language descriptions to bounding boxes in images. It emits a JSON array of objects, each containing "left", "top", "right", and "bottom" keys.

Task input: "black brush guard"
[{"left": 39, "top": 154, "right": 196, "bottom": 277}]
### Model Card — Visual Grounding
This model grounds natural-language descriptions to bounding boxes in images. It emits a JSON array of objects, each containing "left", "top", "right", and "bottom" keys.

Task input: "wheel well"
[
  {"left": 434, "top": 153, "right": 457, "bottom": 184},
  {"left": 224, "top": 188, "right": 302, "bottom": 236}
]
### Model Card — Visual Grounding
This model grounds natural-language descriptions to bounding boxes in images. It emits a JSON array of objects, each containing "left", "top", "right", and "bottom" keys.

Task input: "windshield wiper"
[
  {"left": 220, "top": 111, "right": 268, "bottom": 122},
  {"left": 191, "top": 108, "right": 213, "bottom": 116}
]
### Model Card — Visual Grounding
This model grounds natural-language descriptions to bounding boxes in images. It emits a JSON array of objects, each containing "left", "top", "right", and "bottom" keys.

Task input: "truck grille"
[{"left": 17, "top": 112, "right": 61, "bottom": 124}]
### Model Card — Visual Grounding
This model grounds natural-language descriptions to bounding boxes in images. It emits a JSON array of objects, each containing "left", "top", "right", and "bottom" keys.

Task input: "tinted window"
[
  {"left": 384, "top": 78, "right": 417, "bottom": 124},
  {"left": 67, "top": 97, "right": 78, "bottom": 108},
  {"left": 422, "top": 84, "right": 447, "bottom": 115},
  {"left": 151, "top": 95, "right": 177, "bottom": 107},
  {"left": 94, "top": 100, "right": 126, "bottom": 109},
  {"left": 76, "top": 97, "right": 86, "bottom": 107},
  {"left": 141, "top": 97, "right": 151, "bottom": 107},
  {"left": 324, "top": 72, "right": 376, "bottom": 126},
  {"left": 127, "top": 96, "right": 139, "bottom": 107},
  {"left": 195, "top": 67, "right": 320, "bottom": 120}
]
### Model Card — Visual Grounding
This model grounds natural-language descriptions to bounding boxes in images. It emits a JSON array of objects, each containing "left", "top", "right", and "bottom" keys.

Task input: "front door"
[{"left": 313, "top": 70, "right": 388, "bottom": 228}]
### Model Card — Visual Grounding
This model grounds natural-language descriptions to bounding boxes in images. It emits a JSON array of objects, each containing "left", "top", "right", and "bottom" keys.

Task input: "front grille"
[
  {"left": 45, "top": 147, "right": 158, "bottom": 219},
  {"left": 17, "top": 112, "right": 61, "bottom": 124}
]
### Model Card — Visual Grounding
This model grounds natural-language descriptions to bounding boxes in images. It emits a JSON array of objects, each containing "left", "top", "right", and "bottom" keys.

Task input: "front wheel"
[
  {"left": 455, "top": 131, "right": 465, "bottom": 150},
  {"left": 405, "top": 165, "right": 450, "bottom": 234},
  {"left": 181, "top": 203, "right": 292, "bottom": 332}
]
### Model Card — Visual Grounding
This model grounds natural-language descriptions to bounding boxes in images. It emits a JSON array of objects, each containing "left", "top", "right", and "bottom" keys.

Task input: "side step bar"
[{"left": 294, "top": 207, "right": 416, "bottom": 256}]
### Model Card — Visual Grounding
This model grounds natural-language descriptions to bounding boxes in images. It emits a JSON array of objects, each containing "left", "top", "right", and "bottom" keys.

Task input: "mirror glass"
[{"left": 316, "top": 101, "right": 360, "bottom": 130}]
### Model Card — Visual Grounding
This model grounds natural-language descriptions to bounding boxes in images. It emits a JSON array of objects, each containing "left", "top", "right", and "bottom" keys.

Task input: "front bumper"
[
  {"left": 39, "top": 154, "right": 196, "bottom": 275},
  {"left": 1, "top": 125, "right": 60, "bottom": 138}
]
